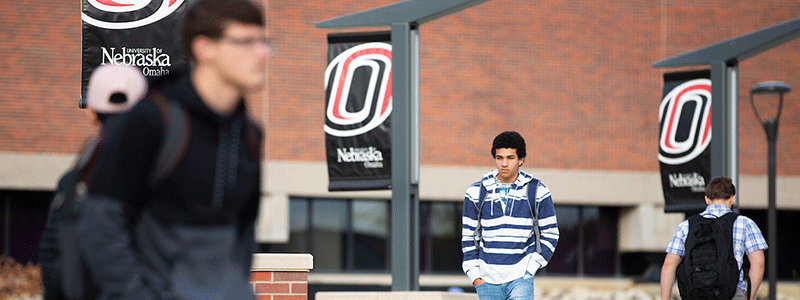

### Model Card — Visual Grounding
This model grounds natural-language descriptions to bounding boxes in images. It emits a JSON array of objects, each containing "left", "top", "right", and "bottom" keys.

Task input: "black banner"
[
  {"left": 659, "top": 70, "right": 712, "bottom": 213},
  {"left": 81, "top": 0, "right": 191, "bottom": 107},
  {"left": 325, "top": 32, "right": 392, "bottom": 191}
]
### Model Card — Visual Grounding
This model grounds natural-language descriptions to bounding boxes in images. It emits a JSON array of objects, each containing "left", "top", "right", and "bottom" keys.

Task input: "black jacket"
[
  {"left": 79, "top": 72, "right": 262, "bottom": 300},
  {"left": 40, "top": 170, "right": 73, "bottom": 300}
]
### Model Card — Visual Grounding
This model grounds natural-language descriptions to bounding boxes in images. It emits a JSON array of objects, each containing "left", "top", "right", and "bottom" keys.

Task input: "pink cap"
[{"left": 86, "top": 65, "right": 148, "bottom": 114}]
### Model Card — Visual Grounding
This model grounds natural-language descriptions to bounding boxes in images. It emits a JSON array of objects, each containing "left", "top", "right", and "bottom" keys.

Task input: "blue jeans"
[{"left": 474, "top": 273, "right": 534, "bottom": 300}]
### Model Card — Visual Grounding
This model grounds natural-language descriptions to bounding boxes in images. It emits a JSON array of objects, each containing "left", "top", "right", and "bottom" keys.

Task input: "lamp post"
[{"left": 749, "top": 80, "right": 790, "bottom": 300}]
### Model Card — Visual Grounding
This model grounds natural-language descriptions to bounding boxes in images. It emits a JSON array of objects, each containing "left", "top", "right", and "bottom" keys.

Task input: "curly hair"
[
  {"left": 705, "top": 177, "right": 736, "bottom": 201},
  {"left": 491, "top": 131, "right": 526, "bottom": 158}
]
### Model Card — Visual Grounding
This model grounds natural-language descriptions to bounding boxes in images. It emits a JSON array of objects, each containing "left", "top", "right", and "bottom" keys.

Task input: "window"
[
  {"left": 278, "top": 199, "right": 308, "bottom": 253},
  {"left": 0, "top": 190, "right": 52, "bottom": 264},
  {"left": 310, "top": 199, "right": 348, "bottom": 271},
  {"left": 544, "top": 205, "right": 618, "bottom": 276},
  {"left": 271, "top": 197, "right": 619, "bottom": 276},
  {"left": 582, "top": 206, "right": 618, "bottom": 275},
  {"left": 351, "top": 200, "right": 388, "bottom": 270},
  {"left": 546, "top": 206, "right": 578, "bottom": 274},
  {"left": 420, "top": 201, "right": 462, "bottom": 273},
  {"left": 272, "top": 197, "right": 389, "bottom": 272}
]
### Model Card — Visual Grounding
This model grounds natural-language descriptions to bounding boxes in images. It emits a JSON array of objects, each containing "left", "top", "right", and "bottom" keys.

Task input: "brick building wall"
[
  {"left": 251, "top": 271, "right": 309, "bottom": 300},
  {"left": 1, "top": 0, "right": 799, "bottom": 176},
  {"left": 250, "top": 253, "right": 313, "bottom": 300}
]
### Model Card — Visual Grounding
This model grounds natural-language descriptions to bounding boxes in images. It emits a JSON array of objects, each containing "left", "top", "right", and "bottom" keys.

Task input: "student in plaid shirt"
[{"left": 660, "top": 177, "right": 768, "bottom": 300}]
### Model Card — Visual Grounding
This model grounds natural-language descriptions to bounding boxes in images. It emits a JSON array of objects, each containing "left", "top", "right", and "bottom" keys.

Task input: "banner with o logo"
[
  {"left": 659, "top": 70, "right": 712, "bottom": 213},
  {"left": 81, "top": 0, "right": 190, "bottom": 107},
  {"left": 325, "top": 32, "right": 392, "bottom": 191}
]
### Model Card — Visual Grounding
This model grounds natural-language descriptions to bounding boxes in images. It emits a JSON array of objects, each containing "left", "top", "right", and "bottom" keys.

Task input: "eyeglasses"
[{"left": 217, "top": 35, "right": 272, "bottom": 50}]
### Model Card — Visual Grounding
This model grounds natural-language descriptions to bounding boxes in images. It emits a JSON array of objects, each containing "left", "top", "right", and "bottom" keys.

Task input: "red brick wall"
[
  {"left": 0, "top": 1, "right": 94, "bottom": 153},
  {"left": 251, "top": 270, "right": 309, "bottom": 300},
  {"left": 2, "top": 0, "right": 799, "bottom": 176}
]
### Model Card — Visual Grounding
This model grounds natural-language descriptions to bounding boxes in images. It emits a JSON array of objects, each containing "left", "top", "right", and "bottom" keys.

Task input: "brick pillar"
[{"left": 250, "top": 253, "right": 314, "bottom": 300}]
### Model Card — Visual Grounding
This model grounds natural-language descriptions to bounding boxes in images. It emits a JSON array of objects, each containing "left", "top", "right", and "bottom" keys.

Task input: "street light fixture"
[{"left": 749, "top": 80, "right": 790, "bottom": 300}]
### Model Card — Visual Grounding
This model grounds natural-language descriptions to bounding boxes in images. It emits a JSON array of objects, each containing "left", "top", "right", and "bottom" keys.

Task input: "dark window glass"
[
  {"left": 420, "top": 202, "right": 431, "bottom": 272},
  {"left": 546, "top": 205, "right": 578, "bottom": 274},
  {"left": 291, "top": 199, "right": 309, "bottom": 233},
  {"left": 0, "top": 191, "right": 51, "bottom": 264},
  {"left": 351, "top": 200, "right": 388, "bottom": 270},
  {"left": 310, "top": 199, "right": 348, "bottom": 271},
  {"left": 582, "top": 206, "right": 617, "bottom": 275},
  {"left": 739, "top": 209, "right": 800, "bottom": 280},
  {"left": 424, "top": 202, "right": 462, "bottom": 273}
]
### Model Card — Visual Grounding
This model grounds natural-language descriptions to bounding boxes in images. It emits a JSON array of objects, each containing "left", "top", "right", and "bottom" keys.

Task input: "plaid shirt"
[{"left": 666, "top": 204, "right": 768, "bottom": 291}]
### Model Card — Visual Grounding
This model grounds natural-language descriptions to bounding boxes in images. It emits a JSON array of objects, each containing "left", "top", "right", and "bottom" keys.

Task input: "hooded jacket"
[
  {"left": 78, "top": 71, "right": 262, "bottom": 300},
  {"left": 461, "top": 169, "right": 559, "bottom": 284}
]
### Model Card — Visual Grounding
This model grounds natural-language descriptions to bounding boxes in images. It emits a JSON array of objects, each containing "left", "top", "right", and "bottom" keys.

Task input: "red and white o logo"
[
  {"left": 324, "top": 43, "right": 392, "bottom": 137},
  {"left": 82, "top": 0, "right": 185, "bottom": 30},
  {"left": 658, "top": 79, "right": 712, "bottom": 165}
]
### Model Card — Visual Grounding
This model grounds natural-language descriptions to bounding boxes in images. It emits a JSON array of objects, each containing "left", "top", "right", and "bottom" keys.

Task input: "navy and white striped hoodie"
[{"left": 461, "top": 169, "right": 559, "bottom": 284}]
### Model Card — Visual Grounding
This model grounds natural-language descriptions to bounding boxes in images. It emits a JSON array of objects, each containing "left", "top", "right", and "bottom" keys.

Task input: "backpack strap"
[
  {"left": 74, "top": 135, "right": 101, "bottom": 174},
  {"left": 526, "top": 178, "right": 542, "bottom": 253},
  {"left": 718, "top": 212, "right": 742, "bottom": 297},
  {"left": 473, "top": 180, "right": 543, "bottom": 254},
  {"left": 243, "top": 119, "right": 262, "bottom": 163},
  {"left": 75, "top": 130, "right": 112, "bottom": 185},
  {"left": 682, "top": 214, "right": 705, "bottom": 269},
  {"left": 145, "top": 91, "right": 259, "bottom": 189},
  {"left": 472, "top": 184, "right": 488, "bottom": 253},
  {"left": 147, "top": 91, "right": 192, "bottom": 189}
]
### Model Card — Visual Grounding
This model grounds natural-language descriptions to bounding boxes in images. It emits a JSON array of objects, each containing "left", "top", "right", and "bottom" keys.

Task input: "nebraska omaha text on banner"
[
  {"left": 325, "top": 32, "right": 392, "bottom": 191},
  {"left": 81, "top": 0, "right": 190, "bottom": 107},
  {"left": 659, "top": 70, "right": 712, "bottom": 213}
]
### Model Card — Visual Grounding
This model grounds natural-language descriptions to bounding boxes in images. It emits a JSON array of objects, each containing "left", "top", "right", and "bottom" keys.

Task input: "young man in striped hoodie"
[{"left": 462, "top": 131, "right": 559, "bottom": 299}]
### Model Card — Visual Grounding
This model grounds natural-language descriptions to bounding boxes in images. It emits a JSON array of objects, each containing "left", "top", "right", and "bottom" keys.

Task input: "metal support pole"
[
  {"left": 390, "top": 22, "right": 420, "bottom": 291},
  {"left": 764, "top": 118, "right": 778, "bottom": 300},
  {"left": 710, "top": 61, "right": 738, "bottom": 184},
  {"left": 709, "top": 61, "right": 728, "bottom": 179},
  {"left": 727, "top": 66, "right": 739, "bottom": 212}
]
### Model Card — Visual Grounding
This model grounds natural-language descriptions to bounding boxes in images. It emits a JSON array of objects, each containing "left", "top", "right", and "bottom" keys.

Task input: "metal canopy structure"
[
  {"left": 653, "top": 17, "right": 800, "bottom": 68},
  {"left": 316, "top": 0, "right": 491, "bottom": 28},
  {"left": 316, "top": 0, "right": 492, "bottom": 291},
  {"left": 654, "top": 16, "right": 800, "bottom": 300},
  {"left": 653, "top": 16, "right": 800, "bottom": 209}
]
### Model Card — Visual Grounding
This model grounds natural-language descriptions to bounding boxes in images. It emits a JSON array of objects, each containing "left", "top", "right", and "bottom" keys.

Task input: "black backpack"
[
  {"left": 40, "top": 91, "right": 262, "bottom": 299},
  {"left": 39, "top": 92, "right": 191, "bottom": 300},
  {"left": 471, "top": 179, "right": 542, "bottom": 254},
  {"left": 676, "top": 212, "right": 744, "bottom": 300}
]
